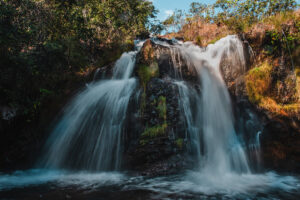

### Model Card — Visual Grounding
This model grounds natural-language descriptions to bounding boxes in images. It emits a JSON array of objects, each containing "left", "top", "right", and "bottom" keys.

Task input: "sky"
[
  {"left": 150, "top": 0, "right": 216, "bottom": 20},
  {"left": 151, "top": 0, "right": 300, "bottom": 21}
]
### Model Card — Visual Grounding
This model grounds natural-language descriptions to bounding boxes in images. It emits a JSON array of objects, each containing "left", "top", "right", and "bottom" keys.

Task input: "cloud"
[{"left": 164, "top": 10, "right": 174, "bottom": 16}]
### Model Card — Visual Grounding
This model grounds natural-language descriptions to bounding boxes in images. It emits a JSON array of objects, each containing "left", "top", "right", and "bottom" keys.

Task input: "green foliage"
[
  {"left": 138, "top": 63, "right": 159, "bottom": 89},
  {"left": 141, "top": 123, "right": 168, "bottom": 138},
  {"left": 0, "top": 0, "right": 156, "bottom": 122},
  {"left": 140, "top": 95, "right": 168, "bottom": 145},
  {"left": 265, "top": 30, "right": 299, "bottom": 57},
  {"left": 189, "top": 2, "right": 214, "bottom": 22},
  {"left": 150, "top": 20, "right": 165, "bottom": 35},
  {"left": 163, "top": 9, "right": 185, "bottom": 33},
  {"left": 175, "top": 138, "right": 184, "bottom": 149},
  {"left": 157, "top": 96, "right": 167, "bottom": 120},
  {"left": 186, "top": 0, "right": 297, "bottom": 33},
  {"left": 246, "top": 62, "right": 272, "bottom": 103}
]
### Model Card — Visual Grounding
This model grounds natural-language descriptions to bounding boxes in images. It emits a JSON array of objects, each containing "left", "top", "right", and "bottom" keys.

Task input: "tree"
[
  {"left": 163, "top": 9, "right": 184, "bottom": 33},
  {"left": 0, "top": 0, "right": 157, "bottom": 122}
]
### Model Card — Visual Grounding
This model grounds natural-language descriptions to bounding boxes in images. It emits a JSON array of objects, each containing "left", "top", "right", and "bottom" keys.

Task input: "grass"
[
  {"left": 141, "top": 123, "right": 168, "bottom": 138},
  {"left": 246, "top": 62, "right": 272, "bottom": 104},
  {"left": 245, "top": 61, "right": 300, "bottom": 119},
  {"left": 261, "top": 11, "right": 298, "bottom": 31},
  {"left": 139, "top": 95, "right": 168, "bottom": 145}
]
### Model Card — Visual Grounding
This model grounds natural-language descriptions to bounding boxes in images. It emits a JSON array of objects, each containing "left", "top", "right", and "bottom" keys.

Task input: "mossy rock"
[
  {"left": 137, "top": 62, "right": 159, "bottom": 88},
  {"left": 140, "top": 40, "right": 155, "bottom": 65},
  {"left": 245, "top": 62, "right": 272, "bottom": 104},
  {"left": 175, "top": 138, "right": 184, "bottom": 149}
]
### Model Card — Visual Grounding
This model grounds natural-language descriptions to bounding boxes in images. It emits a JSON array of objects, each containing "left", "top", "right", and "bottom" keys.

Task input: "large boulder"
[{"left": 135, "top": 39, "right": 198, "bottom": 82}]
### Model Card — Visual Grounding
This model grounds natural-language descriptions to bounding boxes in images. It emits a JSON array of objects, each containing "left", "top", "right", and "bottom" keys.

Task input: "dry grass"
[
  {"left": 246, "top": 61, "right": 300, "bottom": 119},
  {"left": 163, "top": 20, "right": 231, "bottom": 46}
]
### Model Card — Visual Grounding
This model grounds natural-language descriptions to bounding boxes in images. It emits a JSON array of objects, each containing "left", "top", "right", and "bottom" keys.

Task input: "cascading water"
[
  {"left": 158, "top": 35, "right": 250, "bottom": 174},
  {"left": 179, "top": 36, "right": 250, "bottom": 174},
  {"left": 39, "top": 44, "right": 142, "bottom": 171}
]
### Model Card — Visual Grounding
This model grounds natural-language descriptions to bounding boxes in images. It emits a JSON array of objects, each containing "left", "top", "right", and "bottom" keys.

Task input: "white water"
[
  {"left": 164, "top": 35, "right": 250, "bottom": 174},
  {"left": 40, "top": 48, "right": 140, "bottom": 171},
  {"left": 0, "top": 169, "right": 126, "bottom": 191}
]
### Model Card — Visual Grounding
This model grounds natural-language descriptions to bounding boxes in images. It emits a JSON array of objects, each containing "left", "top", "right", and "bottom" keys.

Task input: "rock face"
[
  {"left": 124, "top": 39, "right": 198, "bottom": 176},
  {"left": 220, "top": 34, "right": 254, "bottom": 97},
  {"left": 260, "top": 119, "right": 300, "bottom": 172}
]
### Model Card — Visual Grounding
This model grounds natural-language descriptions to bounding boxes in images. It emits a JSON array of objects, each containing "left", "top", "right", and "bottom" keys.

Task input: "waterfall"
[
  {"left": 180, "top": 36, "right": 250, "bottom": 174},
  {"left": 40, "top": 45, "right": 142, "bottom": 171},
  {"left": 153, "top": 35, "right": 251, "bottom": 175}
]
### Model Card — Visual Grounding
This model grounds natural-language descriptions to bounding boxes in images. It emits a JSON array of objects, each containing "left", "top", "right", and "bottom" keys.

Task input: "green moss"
[
  {"left": 175, "top": 138, "right": 184, "bottom": 149},
  {"left": 157, "top": 96, "right": 167, "bottom": 121},
  {"left": 141, "top": 123, "right": 168, "bottom": 138},
  {"left": 138, "top": 62, "right": 159, "bottom": 115},
  {"left": 138, "top": 62, "right": 159, "bottom": 89},
  {"left": 245, "top": 62, "right": 272, "bottom": 104},
  {"left": 246, "top": 61, "right": 300, "bottom": 117},
  {"left": 140, "top": 139, "right": 149, "bottom": 146}
]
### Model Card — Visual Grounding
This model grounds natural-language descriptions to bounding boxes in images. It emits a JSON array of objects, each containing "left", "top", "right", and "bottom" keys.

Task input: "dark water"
[{"left": 0, "top": 170, "right": 300, "bottom": 200}]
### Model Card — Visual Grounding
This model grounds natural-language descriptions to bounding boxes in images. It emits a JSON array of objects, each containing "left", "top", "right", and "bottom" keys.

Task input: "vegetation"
[
  {"left": 141, "top": 123, "right": 168, "bottom": 138},
  {"left": 138, "top": 63, "right": 159, "bottom": 89},
  {"left": 246, "top": 62, "right": 273, "bottom": 104},
  {"left": 140, "top": 95, "right": 168, "bottom": 145},
  {"left": 163, "top": 0, "right": 298, "bottom": 45},
  {"left": 138, "top": 62, "right": 159, "bottom": 114},
  {"left": 175, "top": 138, "right": 184, "bottom": 149},
  {"left": 246, "top": 62, "right": 300, "bottom": 118},
  {"left": 0, "top": 0, "right": 156, "bottom": 123},
  {"left": 191, "top": 0, "right": 297, "bottom": 32},
  {"left": 157, "top": 96, "right": 167, "bottom": 121}
]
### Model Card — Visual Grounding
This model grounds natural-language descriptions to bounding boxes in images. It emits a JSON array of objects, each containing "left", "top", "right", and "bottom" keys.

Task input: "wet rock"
[
  {"left": 260, "top": 119, "right": 300, "bottom": 172},
  {"left": 124, "top": 68, "right": 193, "bottom": 175},
  {"left": 135, "top": 39, "right": 198, "bottom": 83},
  {"left": 220, "top": 34, "right": 254, "bottom": 96},
  {"left": 0, "top": 106, "right": 17, "bottom": 121},
  {"left": 92, "top": 63, "right": 114, "bottom": 81}
]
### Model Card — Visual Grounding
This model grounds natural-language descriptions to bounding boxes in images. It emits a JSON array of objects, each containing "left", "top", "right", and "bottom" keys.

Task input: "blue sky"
[
  {"left": 151, "top": 0, "right": 216, "bottom": 20},
  {"left": 151, "top": 0, "right": 300, "bottom": 21}
]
